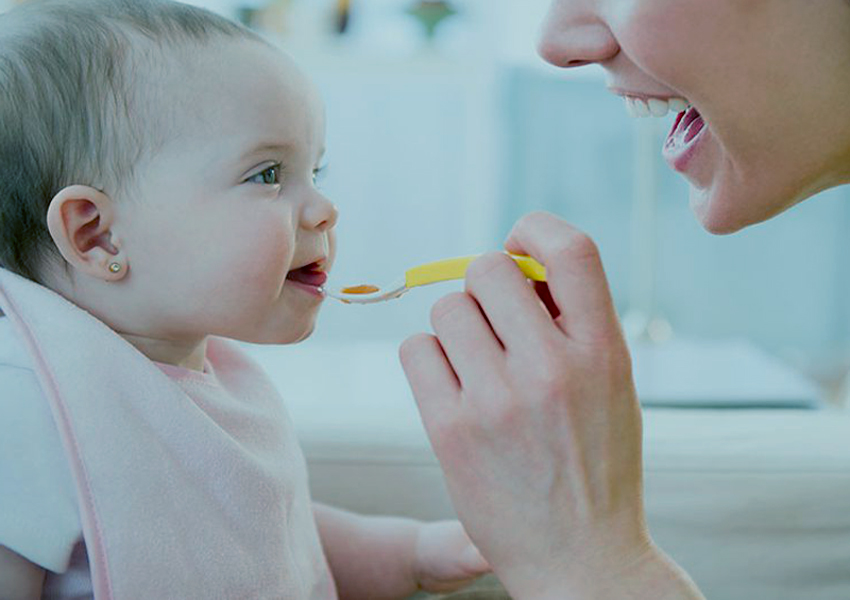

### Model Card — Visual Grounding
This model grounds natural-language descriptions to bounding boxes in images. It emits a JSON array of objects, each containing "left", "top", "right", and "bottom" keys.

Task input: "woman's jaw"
[
  {"left": 617, "top": 93, "right": 744, "bottom": 232},
  {"left": 620, "top": 92, "right": 850, "bottom": 235}
]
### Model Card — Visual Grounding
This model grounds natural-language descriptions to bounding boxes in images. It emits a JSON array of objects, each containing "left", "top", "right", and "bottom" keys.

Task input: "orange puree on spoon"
[{"left": 340, "top": 284, "right": 380, "bottom": 294}]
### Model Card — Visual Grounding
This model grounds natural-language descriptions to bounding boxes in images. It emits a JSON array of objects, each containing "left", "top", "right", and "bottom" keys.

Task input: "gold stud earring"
[{"left": 109, "top": 262, "right": 122, "bottom": 273}]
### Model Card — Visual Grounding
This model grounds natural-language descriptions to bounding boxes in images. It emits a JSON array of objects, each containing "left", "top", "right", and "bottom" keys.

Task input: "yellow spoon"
[{"left": 321, "top": 253, "right": 547, "bottom": 305}]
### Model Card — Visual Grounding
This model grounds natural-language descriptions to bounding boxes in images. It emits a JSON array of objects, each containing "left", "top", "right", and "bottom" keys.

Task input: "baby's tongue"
[{"left": 287, "top": 266, "right": 327, "bottom": 286}]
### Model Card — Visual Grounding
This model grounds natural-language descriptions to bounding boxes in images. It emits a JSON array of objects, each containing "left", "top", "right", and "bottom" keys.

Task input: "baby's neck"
[
  {"left": 120, "top": 333, "right": 208, "bottom": 372},
  {"left": 42, "top": 269, "right": 209, "bottom": 373}
]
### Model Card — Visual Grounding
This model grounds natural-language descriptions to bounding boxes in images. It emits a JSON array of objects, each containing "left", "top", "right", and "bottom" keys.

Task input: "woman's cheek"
[{"left": 615, "top": 3, "right": 709, "bottom": 89}]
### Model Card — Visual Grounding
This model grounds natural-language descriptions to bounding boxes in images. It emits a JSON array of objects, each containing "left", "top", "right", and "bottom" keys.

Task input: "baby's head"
[{"left": 0, "top": 0, "right": 337, "bottom": 354}]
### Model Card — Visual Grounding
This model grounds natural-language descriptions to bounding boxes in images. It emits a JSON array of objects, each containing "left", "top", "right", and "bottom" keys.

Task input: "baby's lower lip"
[
  {"left": 286, "top": 267, "right": 328, "bottom": 298},
  {"left": 287, "top": 279, "right": 325, "bottom": 298},
  {"left": 287, "top": 269, "right": 328, "bottom": 287}
]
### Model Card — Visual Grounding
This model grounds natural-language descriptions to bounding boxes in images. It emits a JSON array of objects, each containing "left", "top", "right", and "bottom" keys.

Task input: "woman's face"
[{"left": 538, "top": 0, "right": 850, "bottom": 234}]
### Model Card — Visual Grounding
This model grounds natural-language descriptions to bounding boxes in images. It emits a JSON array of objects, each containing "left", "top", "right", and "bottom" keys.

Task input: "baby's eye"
[{"left": 247, "top": 164, "right": 282, "bottom": 185}]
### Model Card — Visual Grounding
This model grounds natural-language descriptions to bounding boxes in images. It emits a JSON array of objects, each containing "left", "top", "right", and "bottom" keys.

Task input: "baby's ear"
[{"left": 46, "top": 185, "right": 126, "bottom": 281}]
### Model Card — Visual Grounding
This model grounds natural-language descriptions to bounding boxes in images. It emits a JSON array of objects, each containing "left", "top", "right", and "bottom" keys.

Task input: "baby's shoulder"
[
  {"left": 0, "top": 318, "right": 67, "bottom": 456},
  {"left": 0, "top": 316, "right": 65, "bottom": 465},
  {"left": 0, "top": 317, "right": 34, "bottom": 372},
  {"left": 0, "top": 318, "right": 82, "bottom": 574},
  {"left": 0, "top": 317, "right": 43, "bottom": 407}
]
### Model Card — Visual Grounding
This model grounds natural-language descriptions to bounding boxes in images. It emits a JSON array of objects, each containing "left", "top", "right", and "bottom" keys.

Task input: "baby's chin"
[
  {"left": 289, "top": 322, "right": 317, "bottom": 344},
  {"left": 235, "top": 318, "right": 319, "bottom": 346}
]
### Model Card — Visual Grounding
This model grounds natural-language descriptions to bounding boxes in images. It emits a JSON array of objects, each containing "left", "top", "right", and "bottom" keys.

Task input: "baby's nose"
[{"left": 302, "top": 192, "right": 338, "bottom": 232}]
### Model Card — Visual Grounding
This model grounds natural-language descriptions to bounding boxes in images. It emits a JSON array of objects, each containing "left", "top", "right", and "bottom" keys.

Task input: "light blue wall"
[
  {"left": 304, "top": 55, "right": 502, "bottom": 344},
  {"left": 267, "top": 46, "right": 850, "bottom": 378}
]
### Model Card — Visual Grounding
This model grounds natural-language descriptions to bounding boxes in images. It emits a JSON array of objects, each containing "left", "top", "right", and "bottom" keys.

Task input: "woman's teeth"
[{"left": 624, "top": 96, "right": 690, "bottom": 119}]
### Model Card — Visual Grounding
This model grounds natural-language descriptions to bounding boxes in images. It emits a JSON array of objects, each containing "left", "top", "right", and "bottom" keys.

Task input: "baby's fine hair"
[{"left": 0, "top": 0, "right": 265, "bottom": 284}]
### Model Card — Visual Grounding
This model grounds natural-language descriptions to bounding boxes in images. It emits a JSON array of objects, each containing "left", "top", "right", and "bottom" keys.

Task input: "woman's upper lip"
[{"left": 608, "top": 86, "right": 685, "bottom": 102}]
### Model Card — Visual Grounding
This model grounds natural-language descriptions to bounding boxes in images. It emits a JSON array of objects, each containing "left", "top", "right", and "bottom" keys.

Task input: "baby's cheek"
[{"left": 229, "top": 225, "right": 293, "bottom": 293}]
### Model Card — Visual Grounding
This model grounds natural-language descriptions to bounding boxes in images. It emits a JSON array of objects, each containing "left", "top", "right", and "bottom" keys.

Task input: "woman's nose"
[
  {"left": 537, "top": 0, "right": 619, "bottom": 68},
  {"left": 301, "top": 190, "right": 338, "bottom": 233}
]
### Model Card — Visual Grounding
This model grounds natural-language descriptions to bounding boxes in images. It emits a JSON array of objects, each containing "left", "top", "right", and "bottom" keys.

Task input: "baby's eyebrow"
[{"left": 239, "top": 141, "right": 296, "bottom": 162}]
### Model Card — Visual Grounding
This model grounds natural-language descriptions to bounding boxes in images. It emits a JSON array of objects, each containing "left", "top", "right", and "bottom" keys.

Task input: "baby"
[{"left": 0, "top": 0, "right": 489, "bottom": 598}]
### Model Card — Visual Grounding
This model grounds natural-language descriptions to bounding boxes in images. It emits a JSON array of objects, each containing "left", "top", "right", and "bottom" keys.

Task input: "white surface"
[
  {"left": 630, "top": 337, "right": 824, "bottom": 408},
  {"left": 245, "top": 335, "right": 824, "bottom": 413},
  {"left": 243, "top": 341, "right": 850, "bottom": 600}
]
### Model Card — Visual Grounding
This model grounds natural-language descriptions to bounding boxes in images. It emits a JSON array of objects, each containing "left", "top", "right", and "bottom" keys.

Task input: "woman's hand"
[
  {"left": 400, "top": 212, "right": 655, "bottom": 598},
  {"left": 412, "top": 520, "right": 491, "bottom": 594}
]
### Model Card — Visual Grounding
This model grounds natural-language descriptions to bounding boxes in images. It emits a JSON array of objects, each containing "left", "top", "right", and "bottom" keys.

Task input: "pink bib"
[{"left": 0, "top": 267, "right": 336, "bottom": 599}]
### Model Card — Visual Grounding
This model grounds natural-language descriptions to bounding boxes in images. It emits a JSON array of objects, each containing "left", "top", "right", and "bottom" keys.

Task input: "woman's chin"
[
  {"left": 687, "top": 154, "right": 817, "bottom": 235},
  {"left": 689, "top": 183, "right": 760, "bottom": 236}
]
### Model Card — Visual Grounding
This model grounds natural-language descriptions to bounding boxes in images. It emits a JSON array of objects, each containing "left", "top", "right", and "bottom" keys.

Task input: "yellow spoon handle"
[{"left": 404, "top": 254, "right": 547, "bottom": 289}]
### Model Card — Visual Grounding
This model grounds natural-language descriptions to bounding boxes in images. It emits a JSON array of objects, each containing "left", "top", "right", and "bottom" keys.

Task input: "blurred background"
[{"left": 4, "top": 0, "right": 849, "bottom": 408}]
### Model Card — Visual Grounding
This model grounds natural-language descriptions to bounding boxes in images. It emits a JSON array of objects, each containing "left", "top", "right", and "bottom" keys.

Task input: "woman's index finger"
[{"left": 505, "top": 212, "right": 621, "bottom": 344}]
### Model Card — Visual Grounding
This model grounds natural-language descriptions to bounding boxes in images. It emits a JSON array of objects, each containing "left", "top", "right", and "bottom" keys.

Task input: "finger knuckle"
[
  {"left": 479, "top": 399, "right": 524, "bottom": 434},
  {"left": 430, "top": 292, "right": 473, "bottom": 327},
  {"left": 524, "top": 346, "right": 569, "bottom": 394},
  {"left": 511, "top": 211, "right": 547, "bottom": 238},
  {"left": 469, "top": 377, "right": 512, "bottom": 408},
  {"left": 430, "top": 410, "right": 470, "bottom": 448},
  {"left": 521, "top": 210, "right": 553, "bottom": 227},
  {"left": 427, "top": 412, "right": 456, "bottom": 441},
  {"left": 398, "top": 333, "right": 432, "bottom": 365},
  {"left": 530, "top": 359, "right": 567, "bottom": 394},
  {"left": 466, "top": 252, "right": 511, "bottom": 283},
  {"left": 599, "top": 340, "right": 634, "bottom": 378},
  {"left": 553, "top": 231, "right": 600, "bottom": 264}
]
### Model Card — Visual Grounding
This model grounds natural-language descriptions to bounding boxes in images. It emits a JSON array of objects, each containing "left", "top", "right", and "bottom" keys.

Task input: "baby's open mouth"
[{"left": 286, "top": 261, "right": 328, "bottom": 288}]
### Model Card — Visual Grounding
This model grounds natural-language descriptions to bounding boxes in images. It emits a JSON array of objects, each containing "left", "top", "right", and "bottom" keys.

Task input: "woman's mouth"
[
  {"left": 662, "top": 105, "right": 707, "bottom": 174},
  {"left": 618, "top": 94, "right": 708, "bottom": 175},
  {"left": 286, "top": 261, "right": 328, "bottom": 297},
  {"left": 617, "top": 91, "right": 716, "bottom": 195},
  {"left": 623, "top": 95, "right": 689, "bottom": 119}
]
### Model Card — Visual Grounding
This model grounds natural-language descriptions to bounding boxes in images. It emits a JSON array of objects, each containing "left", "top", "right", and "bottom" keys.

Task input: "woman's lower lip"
[{"left": 662, "top": 107, "right": 707, "bottom": 174}]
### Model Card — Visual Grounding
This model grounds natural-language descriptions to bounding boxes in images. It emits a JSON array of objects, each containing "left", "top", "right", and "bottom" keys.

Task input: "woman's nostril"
[{"left": 538, "top": 21, "right": 619, "bottom": 70}]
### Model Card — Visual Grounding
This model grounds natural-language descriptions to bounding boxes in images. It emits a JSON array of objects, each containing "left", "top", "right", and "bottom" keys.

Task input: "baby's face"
[{"left": 113, "top": 39, "right": 336, "bottom": 345}]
